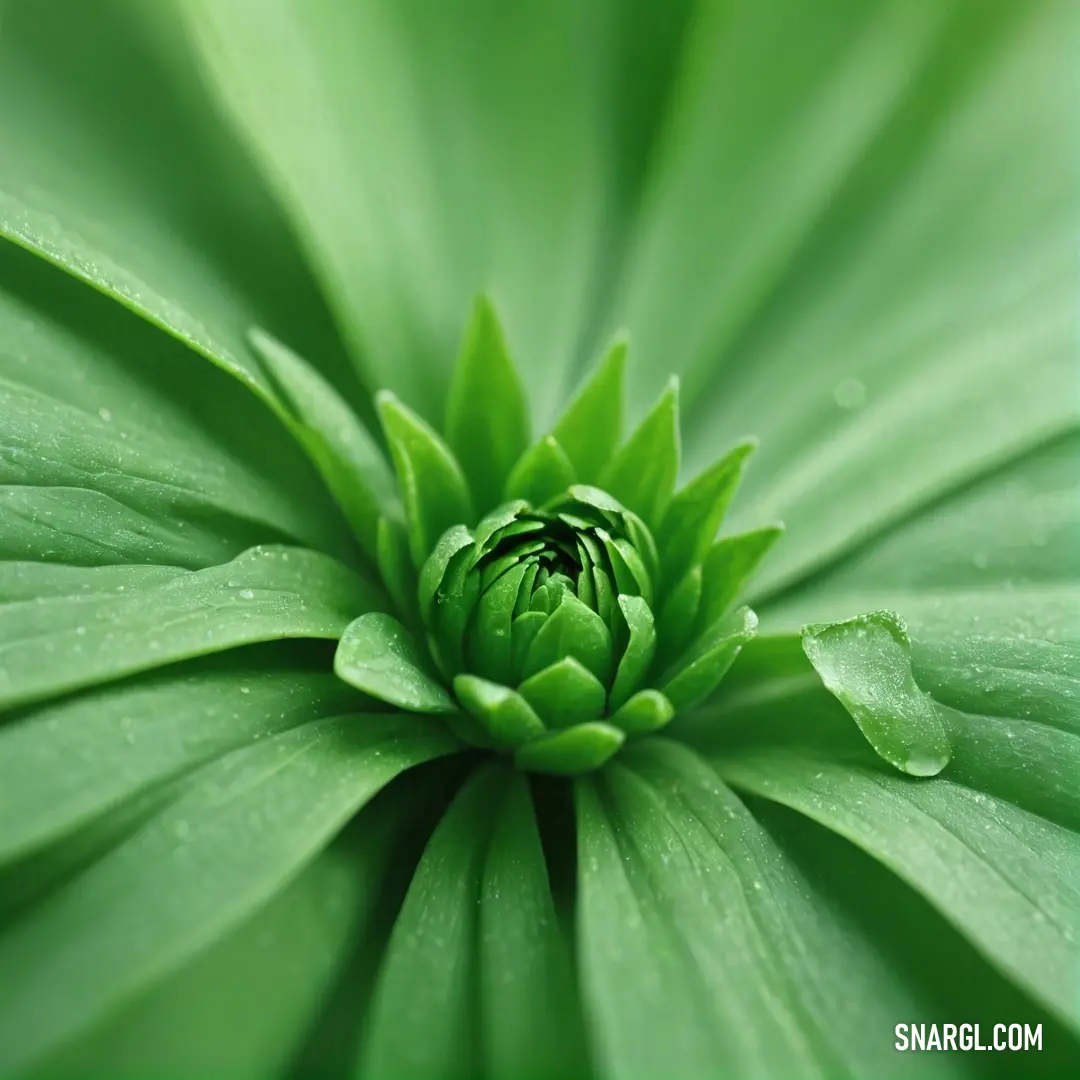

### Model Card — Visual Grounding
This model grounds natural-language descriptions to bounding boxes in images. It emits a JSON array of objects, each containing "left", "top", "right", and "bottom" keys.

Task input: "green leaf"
[
  {"left": 609, "top": 689, "right": 675, "bottom": 736},
  {"left": 522, "top": 592, "right": 614, "bottom": 685},
  {"left": 655, "top": 564, "right": 702, "bottom": 670},
  {"left": 657, "top": 3, "right": 1078, "bottom": 597},
  {"left": 0, "top": 545, "right": 383, "bottom": 711},
  {"left": 802, "top": 610, "right": 951, "bottom": 777},
  {"left": 446, "top": 295, "right": 530, "bottom": 514},
  {"left": 181, "top": 0, "right": 610, "bottom": 424},
  {"left": 716, "top": 749, "right": 1080, "bottom": 1035},
  {"left": 248, "top": 327, "right": 398, "bottom": 560},
  {"left": 477, "top": 770, "right": 591, "bottom": 1080},
  {"left": 453, "top": 675, "right": 546, "bottom": 749},
  {"left": 579, "top": 739, "right": 979, "bottom": 1080},
  {"left": 661, "top": 605, "right": 757, "bottom": 712},
  {"left": 377, "top": 391, "right": 475, "bottom": 566},
  {"left": 551, "top": 334, "right": 627, "bottom": 482},
  {"left": 518, "top": 657, "right": 607, "bottom": 729},
  {"left": 503, "top": 435, "right": 577, "bottom": 506},
  {"left": 376, "top": 514, "right": 421, "bottom": 630},
  {"left": 656, "top": 439, "right": 756, "bottom": 585},
  {"left": 699, "top": 525, "right": 783, "bottom": 629},
  {"left": 609, "top": 594, "right": 656, "bottom": 712},
  {"left": 334, "top": 612, "right": 456, "bottom": 715},
  {"left": 0, "top": 0, "right": 357, "bottom": 433},
  {"left": 0, "top": 657, "right": 353, "bottom": 866},
  {"left": 0, "top": 713, "right": 458, "bottom": 1073},
  {"left": 598, "top": 377, "right": 680, "bottom": 530},
  {"left": 417, "top": 524, "right": 475, "bottom": 628},
  {"left": 466, "top": 561, "right": 530, "bottom": 684},
  {"left": 511, "top": 610, "right": 548, "bottom": 684},
  {"left": 514, "top": 722, "right": 625, "bottom": 776},
  {"left": 0, "top": 248, "right": 349, "bottom": 567},
  {"left": 38, "top": 841, "right": 374, "bottom": 1079}
]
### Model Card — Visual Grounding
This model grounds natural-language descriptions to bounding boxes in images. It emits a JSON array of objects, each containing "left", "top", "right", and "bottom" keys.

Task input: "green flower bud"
[{"left": 332, "top": 295, "right": 780, "bottom": 775}]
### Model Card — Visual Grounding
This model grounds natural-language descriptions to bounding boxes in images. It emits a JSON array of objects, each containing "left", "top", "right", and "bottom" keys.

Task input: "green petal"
[
  {"left": 598, "top": 377, "right": 680, "bottom": 531},
  {"left": 717, "top": 749, "right": 1080, "bottom": 1036},
  {"left": 802, "top": 610, "right": 951, "bottom": 777},
  {"left": 514, "top": 722, "right": 625, "bottom": 775},
  {"left": 376, "top": 514, "right": 421, "bottom": 630},
  {"left": 655, "top": 563, "right": 702, "bottom": 671},
  {"left": 334, "top": 613, "right": 455, "bottom": 715},
  {"left": 377, "top": 391, "right": 475, "bottom": 566},
  {"left": 503, "top": 435, "right": 577, "bottom": 506},
  {"left": 0, "top": 713, "right": 458, "bottom": 1073},
  {"left": 609, "top": 689, "right": 675, "bottom": 736},
  {"left": 453, "top": 676, "right": 546, "bottom": 749},
  {"left": 0, "top": 657, "right": 353, "bottom": 866},
  {"left": 417, "top": 524, "right": 475, "bottom": 629},
  {"left": 446, "top": 295, "right": 530, "bottom": 514},
  {"left": 551, "top": 334, "right": 627, "bottom": 482},
  {"left": 0, "top": 545, "right": 382, "bottom": 711},
  {"left": 661, "top": 605, "right": 758, "bottom": 712},
  {"left": 466, "top": 562, "right": 530, "bottom": 684},
  {"left": 609, "top": 594, "right": 657, "bottom": 712},
  {"left": 248, "top": 327, "right": 398, "bottom": 560},
  {"left": 522, "top": 592, "right": 614, "bottom": 685},
  {"left": 656, "top": 438, "right": 757, "bottom": 586},
  {"left": 699, "top": 525, "right": 783, "bottom": 629},
  {"left": 518, "top": 657, "right": 607, "bottom": 729}
]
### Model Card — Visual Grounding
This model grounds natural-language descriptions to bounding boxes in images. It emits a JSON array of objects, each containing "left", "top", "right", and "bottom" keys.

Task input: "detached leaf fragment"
[{"left": 801, "top": 609, "right": 951, "bottom": 777}]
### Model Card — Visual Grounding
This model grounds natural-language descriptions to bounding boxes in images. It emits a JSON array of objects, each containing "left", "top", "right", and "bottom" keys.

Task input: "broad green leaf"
[
  {"left": 609, "top": 689, "right": 674, "bottom": 736},
  {"left": 796, "top": 430, "right": 1080, "bottom": 592},
  {"left": 578, "top": 740, "right": 975, "bottom": 1080},
  {"left": 514, "top": 722, "right": 625, "bottom": 776},
  {"left": 802, "top": 610, "right": 951, "bottom": 777},
  {"left": 377, "top": 391, "right": 474, "bottom": 566},
  {"left": 598, "top": 378, "right": 680, "bottom": 531},
  {"left": 0, "top": 712, "right": 458, "bottom": 1073},
  {"left": 503, "top": 436, "right": 577, "bottom": 506},
  {"left": 716, "top": 749, "right": 1080, "bottom": 1033},
  {"left": 417, "top": 524, "right": 475, "bottom": 627},
  {"left": 361, "top": 767, "right": 586, "bottom": 1079},
  {"left": 446, "top": 295, "right": 531, "bottom": 514},
  {"left": 0, "top": 545, "right": 383, "bottom": 711},
  {"left": 0, "top": 655, "right": 353, "bottom": 865},
  {"left": 248, "top": 327, "right": 398, "bottom": 560},
  {"left": 453, "top": 676, "right": 546, "bottom": 749},
  {"left": 181, "top": 0, "right": 609, "bottom": 426},
  {"left": 478, "top": 770, "right": 591, "bottom": 1080},
  {"left": 609, "top": 594, "right": 656, "bottom": 712},
  {"left": 661, "top": 605, "right": 757, "bottom": 711},
  {"left": 0, "top": 0, "right": 359, "bottom": 425},
  {"left": 699, "top": 526, "right": 783, "bottom": 629},
  {"left": 38, "top": 842, "right": 371, "bottom": 1079},
  {"left": 0, "top": 247, "right": 349, "bottom": 566},
  {"left": 518, "top": 657, "right": 607, "bottom": 729},
  {"left": 334, "top": 613, "right": 455, "bottom": 715},
  {"left": 522, "top": 593, "right": 614, "bottom": 685},
  {"left": 648, "top": 1, "right": 1079, "bottom": 596},
  {"left": 656, "top": 439, "right": 756, "bottom": 585},
  {"left": 551, "top": 335, "right": 627, "bottom": 482}
]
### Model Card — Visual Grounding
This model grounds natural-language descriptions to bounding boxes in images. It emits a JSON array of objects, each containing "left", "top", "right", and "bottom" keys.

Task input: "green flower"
[{"left": 0, "top": 1, "right": 1077, "bottom": 1079}]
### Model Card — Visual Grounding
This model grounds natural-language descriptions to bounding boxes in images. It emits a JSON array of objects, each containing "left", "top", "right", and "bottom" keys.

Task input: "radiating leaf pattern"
[{"left": 0, "top": 0, "right": 1077, "bottom": 1076}]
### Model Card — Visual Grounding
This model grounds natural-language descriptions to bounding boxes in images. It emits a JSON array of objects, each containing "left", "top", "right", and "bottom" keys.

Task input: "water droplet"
[
  {"left": 240, "top": 685, "right": 251, "bottom": 695},
  {"left": 98, "top": 406, "right": 113, "bottom": 422},
  {"left": 238, "top": 589, "right": 255, "bottom": 599}
]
